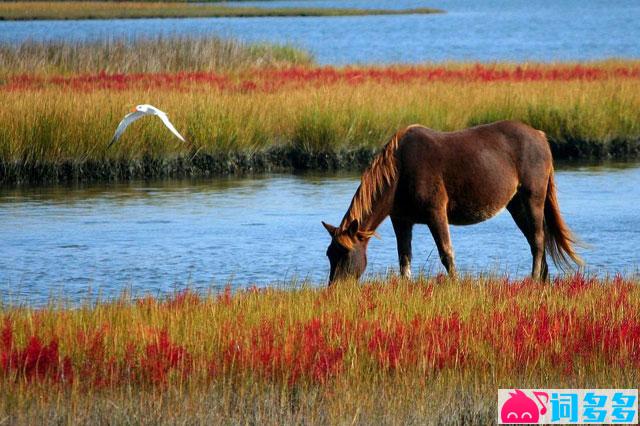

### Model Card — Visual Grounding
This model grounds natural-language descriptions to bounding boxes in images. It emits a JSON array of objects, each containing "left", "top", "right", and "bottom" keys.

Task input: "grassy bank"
[
  {"left": 1, "top": 39, "right": 639, "bottom": 183},
  {"left": 0, "top": 2, "right": 444, "bottom": 20},
  {"left": 1, "top": 274, "right": 639, "bottom": 424},
  {"left": 2, "top": 65, "right": 640, "bottom": 183}
]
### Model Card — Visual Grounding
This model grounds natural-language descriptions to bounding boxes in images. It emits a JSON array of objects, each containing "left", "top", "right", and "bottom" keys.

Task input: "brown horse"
[{"left": 322, "top": 120, "right": 582, "bottom": 284}]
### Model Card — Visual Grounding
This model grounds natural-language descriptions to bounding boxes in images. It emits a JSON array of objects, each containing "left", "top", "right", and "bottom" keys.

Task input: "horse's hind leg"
[
  {"left": 541, "top": 256, "right": 549, "bottom": 282},
  {"left": 392, "top": 217, "right": 413, "bottom": 278},
  {"left": 426, "top": 210, "right": 457, "bottom": 278},
  {"left": 507, "top": 190, "right": 548, "bottom": 281}
]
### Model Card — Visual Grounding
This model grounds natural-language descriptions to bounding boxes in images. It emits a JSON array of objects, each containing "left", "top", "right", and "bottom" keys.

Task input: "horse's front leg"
[{"left": 391, "top": 217, "right": 413, "bottom": 278}]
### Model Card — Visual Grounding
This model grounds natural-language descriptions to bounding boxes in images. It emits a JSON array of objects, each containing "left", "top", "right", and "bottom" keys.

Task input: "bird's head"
[{"left": 133, "top": 105, "right": 155, "bottom": 114}]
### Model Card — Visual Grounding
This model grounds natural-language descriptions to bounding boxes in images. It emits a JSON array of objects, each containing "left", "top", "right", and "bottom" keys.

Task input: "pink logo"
[{"left": 500, "top": 389, "right": 549, "bottom": 424}]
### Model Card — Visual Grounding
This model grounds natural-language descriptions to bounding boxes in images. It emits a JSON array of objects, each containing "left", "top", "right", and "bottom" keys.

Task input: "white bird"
[{"left": 108, "top": 104, "right": 186, "bottom": 148}]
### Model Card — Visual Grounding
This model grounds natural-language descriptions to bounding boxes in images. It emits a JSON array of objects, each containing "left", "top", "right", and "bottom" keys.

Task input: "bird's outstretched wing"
[
  {"left": 108, "top": 105, "right": 187, "bottom": 148},
  {"left": 155, "top": 111, "right": 186, "bottom": 143},
  {"left": 107, "top": 111, "right": 147, "bottom": 148}
]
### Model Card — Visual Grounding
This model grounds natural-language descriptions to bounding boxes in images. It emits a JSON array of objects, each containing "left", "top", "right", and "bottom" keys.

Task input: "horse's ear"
[
  {"left": 347, "top": 219, "right": 359, "bottom": 237},
  {"left": 322, "top": 221, "right": 338, "bottom": 236}
]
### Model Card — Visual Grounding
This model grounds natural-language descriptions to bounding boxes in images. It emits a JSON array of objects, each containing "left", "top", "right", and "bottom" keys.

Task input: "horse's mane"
[{"left": 339, "top": 125, "right": 419, "bottom": 231}]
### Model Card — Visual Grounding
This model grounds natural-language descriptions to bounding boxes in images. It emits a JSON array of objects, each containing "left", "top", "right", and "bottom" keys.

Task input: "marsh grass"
[
  {"left": 1, "top": 274, "right": 639, "bottom": 424},
  {"left": 0, "top": 2, "right": 444, "bottom": 20},
  {"left": 1, "top": 76, "right": 640, "bottom": 183},
  {"left": 0, "top": 37, "right": 314, "bottom": 75},
  {"left": 1, "top": 51, "right": 639, "bottom": 183}
]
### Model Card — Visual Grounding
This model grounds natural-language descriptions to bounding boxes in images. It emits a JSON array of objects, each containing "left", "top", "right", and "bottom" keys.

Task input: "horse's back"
[
  {"left": 394, "top": 120, "right": 551, "bottom": 225},
  {"left": 401, "top": 119, "right": 548, "bottom": 158}
]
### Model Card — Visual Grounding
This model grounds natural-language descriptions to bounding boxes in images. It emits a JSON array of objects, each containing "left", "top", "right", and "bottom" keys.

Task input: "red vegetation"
[
  {"left": 1, "top": 320, "right": 73, "bottom": 383},
  {"left": 1, "top": 275, "right": 639, "bottom": 389},
  {"left": 141, "top": 329, "right": 192, "bottom": 385},
  {"left": 4, "top": 64, "right": 640, "bottom": 92}
]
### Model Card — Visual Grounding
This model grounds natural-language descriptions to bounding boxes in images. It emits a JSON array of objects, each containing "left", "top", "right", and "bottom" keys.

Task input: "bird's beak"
[{"left": 131, "top": 107, "right": 137, "bottom": 113}]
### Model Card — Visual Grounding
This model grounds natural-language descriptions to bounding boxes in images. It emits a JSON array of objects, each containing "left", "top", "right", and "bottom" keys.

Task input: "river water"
[
  {"left": 1, "top": 1, "right": 639, "bottom": 303},
  {"left": 1, "top": 162, "right": 638, "bottom": 304},
  {"left": 1, "top": 0, "right": 639, "bottom": 64}
]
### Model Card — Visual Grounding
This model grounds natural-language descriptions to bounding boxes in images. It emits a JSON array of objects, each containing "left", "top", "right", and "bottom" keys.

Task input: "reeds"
[
  {"left": 1, "top": 39, "right": 639, "bottom": 183},
  {"left": 2, "top": 70, "right": 640, "bottom": 182},
  {"left": 0, "top": 2, "right": 444, "bottom": 20},
  {"left": 1, "top": 274, "right": 639, "bottom": 424},
  {"left": 0, "top": 37, "right": 314, "bottom": 75}
]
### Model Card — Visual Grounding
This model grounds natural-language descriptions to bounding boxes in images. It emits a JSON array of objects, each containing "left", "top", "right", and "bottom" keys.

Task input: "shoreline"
[
  {"left": 3, "top": 140, "right": 639, "bottom": 185},
  {"left": 0, "top": 3, "right": 444, "bottom": 21}
]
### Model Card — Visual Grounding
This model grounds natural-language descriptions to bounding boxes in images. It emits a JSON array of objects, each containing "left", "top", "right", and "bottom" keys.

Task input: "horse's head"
[{"left": 322, "top": 219, "right": 375, "bottom": 285}]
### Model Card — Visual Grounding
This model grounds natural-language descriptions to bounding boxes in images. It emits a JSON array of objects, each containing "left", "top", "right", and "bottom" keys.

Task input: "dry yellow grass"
[
  {"left": 1, "top": 78, "right": 639, "bottom": 158},
  {"left": 0, "top": 37, "right": 314, "bottom": 75}
]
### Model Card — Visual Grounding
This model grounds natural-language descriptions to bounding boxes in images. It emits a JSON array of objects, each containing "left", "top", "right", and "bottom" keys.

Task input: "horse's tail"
[{"left": 544, "top": 170, "right": 584, "bottom": 270}]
